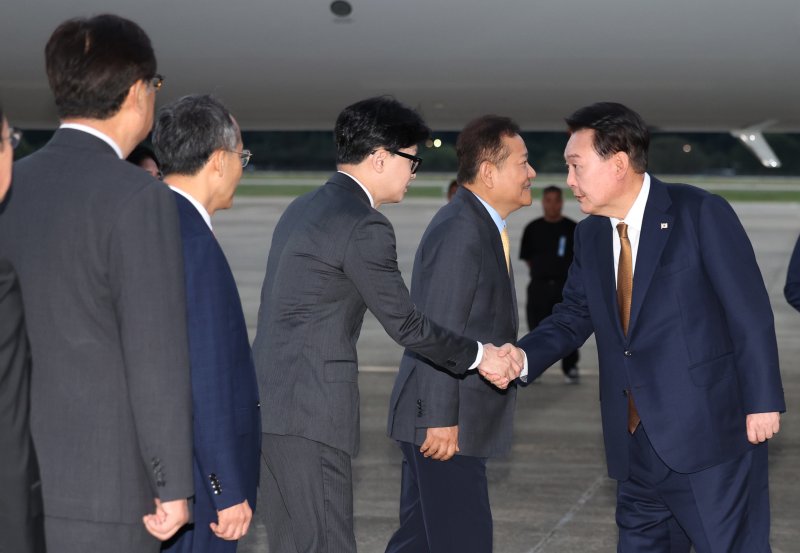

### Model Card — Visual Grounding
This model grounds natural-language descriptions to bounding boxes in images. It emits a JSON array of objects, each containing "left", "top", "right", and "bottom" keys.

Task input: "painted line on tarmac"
[{"left": 526, "top": 474, "right": 607, "bottom": 553}]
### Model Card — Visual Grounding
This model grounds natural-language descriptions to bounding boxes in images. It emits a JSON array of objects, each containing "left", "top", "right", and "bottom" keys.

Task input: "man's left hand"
[{"left": 745, "top": 412, "right": 780, "bottom": 444}]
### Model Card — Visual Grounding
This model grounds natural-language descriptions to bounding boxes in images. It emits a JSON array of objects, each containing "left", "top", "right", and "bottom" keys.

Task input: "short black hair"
[
  {"left": 565, "top": 102, "right": 649, "bottom": 173},
  {"left": 152, "top": 94, "right": 239, "bottom": 176},
  {"left": 456, "top": 115, "right": 521, "bottom": 185},
  {"left": 542, "top": 185, "right": 562, "bottom": 198},
  {"left": 334, "top": 96, "right": 430, "bottom": 165},
  {"left": 45, "top": 14, "right": 157, "bottom": 120},
  {"left": 127, "top": 144, "right": 159, "bottom": 169}
]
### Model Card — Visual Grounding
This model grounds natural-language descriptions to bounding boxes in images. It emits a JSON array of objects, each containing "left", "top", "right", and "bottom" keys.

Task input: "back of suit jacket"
[
  {"left": 0, "top": 129, "right": 193, "bottom": 523},
  {"left": 173, "top": 193, "right": 261, "bottom": 519},
  {"left": 253, "top": 172, "right": 479, "bottom": 456},
  {"left": 518, "top": 177, "right": 785, "bottom": 479},
  {"left": 387, "top": 188, "right": 518, "bottom": 458}
]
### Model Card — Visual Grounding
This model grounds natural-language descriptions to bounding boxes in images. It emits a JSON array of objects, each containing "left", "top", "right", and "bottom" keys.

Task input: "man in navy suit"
[
  {"left": 512, "top": 103, "right": 785, "bottom": 552},
  {"left": 153, "top": 95, "right": 260, "bottom": 552}
]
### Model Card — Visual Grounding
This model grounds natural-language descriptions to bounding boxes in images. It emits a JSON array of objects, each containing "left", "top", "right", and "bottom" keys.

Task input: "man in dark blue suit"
[
  {"left": 153, "top": 95, "right": 260, "bottom": 552},
  {"left": 513, "top": 103, "right": 785, "bottom": 552}
]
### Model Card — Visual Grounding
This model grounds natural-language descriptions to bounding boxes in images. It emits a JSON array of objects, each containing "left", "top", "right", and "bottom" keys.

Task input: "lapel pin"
[{"left": 660, "top": 222, "right": 669, "bottom": 229}]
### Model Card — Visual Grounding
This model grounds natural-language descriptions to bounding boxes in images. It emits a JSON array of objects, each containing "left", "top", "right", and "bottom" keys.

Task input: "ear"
[
  {"left": 478, "top": 160, "right": 495, "bottom": 189},
  {"left": 370, "top": 149, "right": 387, "bottom": 174},
  {"left": 211, "top": 149, "right": 226, "bottom": 178},
  {"left": 613, "top": 151, "right": 630, "bottom": 178}
]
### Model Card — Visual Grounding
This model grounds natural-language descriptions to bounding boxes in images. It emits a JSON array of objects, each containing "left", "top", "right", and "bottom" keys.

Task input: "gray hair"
[{"left": 152, "top": 94, "right": 239, "bottom": 176}]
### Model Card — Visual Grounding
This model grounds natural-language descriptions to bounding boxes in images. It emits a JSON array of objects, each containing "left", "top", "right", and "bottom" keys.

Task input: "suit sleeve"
[
  {"left": 342, "top": 211, "right": 478, "bottom": 374},
  {"left": 517, "top": 225, "right": 594, "bottom": 381},
  {"left": 407, "top": 220, "right": 483, "bottom": 428},
  {"left": 183, "top": 235, "right": 247, "bottom": 511},
  {"left": 109, "top": 183, "right": 193, "bottom": 502},
  {"left": 784, "top": 233, "right": 800, "bottom": 312},
  {"left": 698, "top": 194, "right": 785, "bottom": 414}
]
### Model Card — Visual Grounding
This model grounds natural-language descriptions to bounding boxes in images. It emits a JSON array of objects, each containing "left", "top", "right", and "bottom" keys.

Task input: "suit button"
[
  {"left": 257, "top": 401, "right": 261, "bottom": 408},
  {"left": 622, "top": 389, "right": 628, "bottom": 397},
  {"left": 624, "top": 350, "right": 632, "bottom": 357}
]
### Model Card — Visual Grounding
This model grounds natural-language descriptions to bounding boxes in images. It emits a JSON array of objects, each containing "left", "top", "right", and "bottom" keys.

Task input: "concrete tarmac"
[{"left": 219, "top": 192, "right": 800, "bottom": 553}]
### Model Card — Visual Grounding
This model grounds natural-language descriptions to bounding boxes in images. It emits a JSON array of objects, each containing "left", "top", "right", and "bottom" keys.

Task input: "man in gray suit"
[
  {"left": 0, "top": 15, "right": 192, "bottom": 551},
  {"left": 386, "top": 116, "right": 535, "bottom": 552},
  {"left": 253, "top": 97, "right": 523, "bottom": 553}
]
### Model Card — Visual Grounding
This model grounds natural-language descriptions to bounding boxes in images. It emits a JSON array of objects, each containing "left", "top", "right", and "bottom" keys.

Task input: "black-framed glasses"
[
  {"left": 149, "top": 74, "right": 164, "bottom": 91},
  {"left": 228, "top": 148, "right": 252, "bottom": 168},
  {"left": 3, "top": 126, "right": 22, "bottom": 150},
  {"left": 390, "top": 150, "right": 422, "bottom": 174}
]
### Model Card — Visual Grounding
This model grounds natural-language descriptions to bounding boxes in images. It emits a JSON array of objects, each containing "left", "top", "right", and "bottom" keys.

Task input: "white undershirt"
[
  {"left": 59, "top": 123, "right": 123, "bottom": 159},
  {"left": 169, "top": 186, "right": 213, "bottom": 231},
  {"left": 610, "top": 173, "right": 651, "bottom": 283}
]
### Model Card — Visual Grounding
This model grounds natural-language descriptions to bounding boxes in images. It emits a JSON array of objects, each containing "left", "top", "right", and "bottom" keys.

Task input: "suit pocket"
[
  {"left": 688, "top": 352, "right": 735, "bottom": 386},
  {"left": 323, "top": 360, "right": 358, "bottom": 383},
  {"left": 656, "top": 257, "right": 691, "bottom": 278}
]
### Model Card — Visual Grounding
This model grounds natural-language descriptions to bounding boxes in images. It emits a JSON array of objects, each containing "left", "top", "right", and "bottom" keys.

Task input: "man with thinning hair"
[
  {"left": 153, "top": 95, "right": 260, "bottom": 553},
  {"left": 516, "top": 102, "right": 784, "bottom": 552},
  {"left": 253, "top": 96, "right": 523, "bottom": 552},
  {"left": 0, "top": 15, "right": 192, "bottom": 551},
  {"left": 386, "top": 115, "right": 536, "bottom": 553}
]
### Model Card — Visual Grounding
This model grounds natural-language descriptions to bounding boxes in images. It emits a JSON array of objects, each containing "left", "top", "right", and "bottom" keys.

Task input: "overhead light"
[
  {"left": 330, "top": 1, "right": 353, "bottom": 17},
  {"left": 433, "top": 139, "right": 442, "bottom": 148},
  {"left": 682, "top": 144, "right": 692, "bottom": 153}
]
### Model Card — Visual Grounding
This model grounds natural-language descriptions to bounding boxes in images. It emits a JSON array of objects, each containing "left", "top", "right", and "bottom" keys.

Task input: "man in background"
[
  {"left": 519, "top": 185, "right": 579, "bottom": 382},
  {"left": 0, "top": 15, "right": 192, "bottom": 551},
  {"left": 253, "top": 96, "right": 522, "bottom": 553},
  {"left": 785, "top": 234, "right": 800, "bottom": 312},
  {"left": 153, "top": 94, "right": 261, "bottom": 553},
  {"left": 386, "top": 115, "right": 535, "bottom": 553}
]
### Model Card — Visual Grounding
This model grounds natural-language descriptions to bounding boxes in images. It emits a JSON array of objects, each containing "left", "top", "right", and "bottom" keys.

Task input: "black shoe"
[{"left": 563, "top": 367, "right": 579, "bottom": 384}]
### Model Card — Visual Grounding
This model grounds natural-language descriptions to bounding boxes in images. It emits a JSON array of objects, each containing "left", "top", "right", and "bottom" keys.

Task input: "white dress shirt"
[
  {"left": 610, "top": 173, "right": 651, "bottom": 282},
  {"left": 59, "top": 123, "right": 123, "bottom": 159},
  {"left": 169, "top": 186, "right": 213, "bottom": 231}
]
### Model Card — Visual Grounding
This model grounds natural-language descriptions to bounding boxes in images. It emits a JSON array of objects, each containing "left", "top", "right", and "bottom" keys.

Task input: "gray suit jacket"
[
  {"left": 0, "top": 129, "right": 193, "bottom": 524},
  {"left": 253, "top": 172, "right": 479, "bottom": 456},
  {"left": 387, "top": 188, "right": 518, "bottom": 458}
]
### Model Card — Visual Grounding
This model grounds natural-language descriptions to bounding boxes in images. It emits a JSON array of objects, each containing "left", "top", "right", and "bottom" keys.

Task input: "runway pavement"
[{"left": 218, "top": 190, "right": 800, "bottom": 552}]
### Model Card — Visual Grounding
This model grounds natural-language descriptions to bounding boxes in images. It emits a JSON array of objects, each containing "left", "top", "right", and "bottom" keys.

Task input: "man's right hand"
[
  {"left": 478, "top": 343, "right": 523, "bottom": 389},
  {"left": 420, "top": 426, "right": 459, "bottom": 461},
  {"left": 211, "top": 499, "right": 253, "bottom": 541},
  {"left": 142, "top": 497, "right": 190, "bottom": 541}
]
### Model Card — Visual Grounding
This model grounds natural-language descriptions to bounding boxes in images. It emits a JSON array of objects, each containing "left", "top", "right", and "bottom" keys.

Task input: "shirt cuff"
[
  {"left": 519, "top": 351, "right": 529, "bottom": 382},
  {"left": 467, "top": 341, "right": 483, "bottom": 371}
]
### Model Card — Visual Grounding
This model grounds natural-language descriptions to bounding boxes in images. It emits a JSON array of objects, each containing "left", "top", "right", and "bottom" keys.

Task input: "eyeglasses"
[
  {"left": 149, "top": 74, "right": 164, "bottom": 92},
  {"left": 390, "top": 150, "right": 422, "bottom": 174},
  {"left": 228, "top": 148, "right": 252, "bottom": 168},
  {"left": 3, "top": 127, "right": 22, "bottom": 150}
]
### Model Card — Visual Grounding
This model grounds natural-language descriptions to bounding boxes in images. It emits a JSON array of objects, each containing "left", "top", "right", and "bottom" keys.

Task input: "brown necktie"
[
  {"left": 617, "top": 222, "right": 640, "bottom": 433},
  {"left": 501, "top": 227, "right": 511, "bottom": 273}
]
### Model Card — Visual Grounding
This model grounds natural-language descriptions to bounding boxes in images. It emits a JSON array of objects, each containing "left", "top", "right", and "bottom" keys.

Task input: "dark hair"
[
  {"left": 334, "top": 96, "right": 430, "bottom": 165},
  {"left": 45, "top": 14, "right": 157, "bottom": 120},
  {"left": 152, "top": 94, "right": 239, "bottom": 176},
  {"left": 456, "top": 115, "right": 521, "bottom": 185},
  {"left": 565, "top": 102, "right": 649, "bottom": 173},
  {"left": 127, "top": 144, "right": 159, "bottom": 169},
  {"left": 542, "top": 185, "right": 562, "bottom": 197}
]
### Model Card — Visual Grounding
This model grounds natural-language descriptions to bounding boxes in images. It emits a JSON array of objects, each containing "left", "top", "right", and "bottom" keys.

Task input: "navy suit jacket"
[
  {"left": 165, "top": 193, "right": 261, "bottom": 551},
  {"left": 519, "top": 176, "right": 785, "bottom": 480}
]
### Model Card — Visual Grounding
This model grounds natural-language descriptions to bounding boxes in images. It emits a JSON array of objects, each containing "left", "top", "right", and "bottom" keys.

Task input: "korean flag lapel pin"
[{"left": 660, "top": 222, "right": 669, "bottom": 230}]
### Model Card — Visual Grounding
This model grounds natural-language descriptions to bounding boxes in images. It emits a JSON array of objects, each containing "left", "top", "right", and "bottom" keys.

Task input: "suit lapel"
[
  {"left": 628, "top": 177, "right": 673, "bottom": 336},
  {"left": 593, "top": 218, "right": 623, "bottom": 337}
]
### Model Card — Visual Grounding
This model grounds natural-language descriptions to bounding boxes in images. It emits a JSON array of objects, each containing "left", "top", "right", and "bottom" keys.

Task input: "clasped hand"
[{"left": 478, "top": 343, "right": 524, "bottom": 389}]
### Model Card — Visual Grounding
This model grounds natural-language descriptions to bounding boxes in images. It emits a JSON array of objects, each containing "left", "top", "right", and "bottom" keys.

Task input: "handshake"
[{"left": 477, "top": 343, "right": 525, "bottom": 389}]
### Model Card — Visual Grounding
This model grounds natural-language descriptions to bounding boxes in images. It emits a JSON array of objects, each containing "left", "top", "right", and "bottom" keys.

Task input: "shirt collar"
[
  {"left": 470, "top": 191, "right": 506, "bottom": 234},
  {"left": 337, "top": 170, "right": 375, "bottom": 208},
  {"left": 610, "top": 172, "right": 650, "bottom": 231},
  {"left": 169, "top": 186, "right": 213, "bottom": 231},
  {"left": 59, "top": 123, "right": 124, "bottom": 159}
]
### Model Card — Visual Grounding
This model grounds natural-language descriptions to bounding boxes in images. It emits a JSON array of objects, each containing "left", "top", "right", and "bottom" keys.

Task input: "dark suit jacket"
[
  {"left": 518, "top": 176, "right": 785, "bottom": 480},
  {"left": 253, "top": 172, "right": 479, "bottom": 456},
  {"left": 0, "top": 260, "right": 45, "bottom": 552},
  {"left": 163, "top": 193, "right": 261, "bottom": 552},
  {"left": 387, "top": 188, "right": 518, "bottom": 458},
  {"left": 0, "top": 129, "right": 193, "bottom": 524},
  {"left": 785, "top": 233, "right": 800, "bottom": 312}
]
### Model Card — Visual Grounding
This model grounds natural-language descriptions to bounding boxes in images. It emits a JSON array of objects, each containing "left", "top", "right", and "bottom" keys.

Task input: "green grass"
[{"left": 235, "top": 172, "right": 800, "bottom": 202}]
